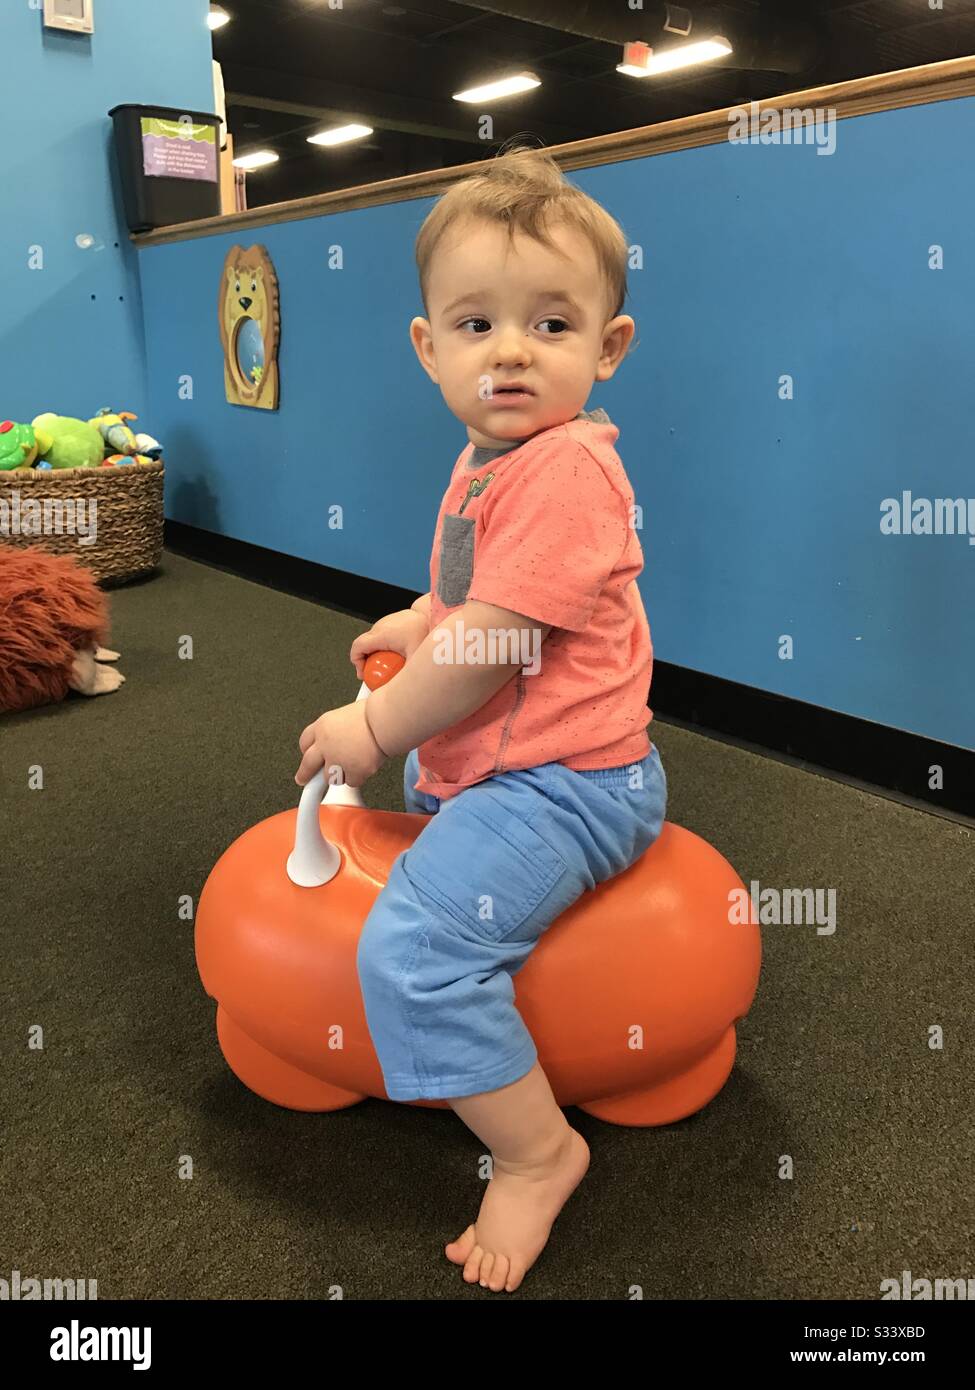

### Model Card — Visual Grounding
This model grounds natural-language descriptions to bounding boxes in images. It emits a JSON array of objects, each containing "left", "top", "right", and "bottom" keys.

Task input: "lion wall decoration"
[{"left": 218, "top": 244, "right": 281, "bottom": 410}]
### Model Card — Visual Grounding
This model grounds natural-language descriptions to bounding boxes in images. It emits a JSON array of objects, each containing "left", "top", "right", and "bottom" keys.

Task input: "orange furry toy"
[{"left": 0, "top": 546, "right": 125, "bottom": 714}]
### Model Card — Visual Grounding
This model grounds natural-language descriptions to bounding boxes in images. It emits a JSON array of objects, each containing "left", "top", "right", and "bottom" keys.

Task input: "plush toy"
[
  {"left": 90, "top": 408, "right": 140, "bottom": 457},
  {"left": 0, "top": 546, "right": 126, "bottom": 714},
  {"left": 31, "top": 414, "right": 105, "bottom": 470},
  {"left": 0, "top": 420, "right": 52, "bottom": 471},
  {"left": 133, "top": 432, "right": 163, "bottom": 460}
]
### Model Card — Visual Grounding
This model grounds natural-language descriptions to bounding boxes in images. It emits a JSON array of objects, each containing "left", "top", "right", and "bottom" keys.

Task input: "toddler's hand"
[
  {"left": 295, "top": 699, "right": 387, "bottom": 788},
  {"left": 349, "top": 608, "right": 428, "bottom": 680}
]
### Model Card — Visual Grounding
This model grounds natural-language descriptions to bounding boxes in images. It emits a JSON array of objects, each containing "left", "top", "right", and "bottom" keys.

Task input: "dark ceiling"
[{"left": 210, "top": 0, "right": 975, "bottom": 208}]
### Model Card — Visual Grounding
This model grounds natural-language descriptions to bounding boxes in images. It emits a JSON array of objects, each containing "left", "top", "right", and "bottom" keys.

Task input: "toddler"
[{"left": 295, "top": 147, "right": 667, "bottom": 1293}]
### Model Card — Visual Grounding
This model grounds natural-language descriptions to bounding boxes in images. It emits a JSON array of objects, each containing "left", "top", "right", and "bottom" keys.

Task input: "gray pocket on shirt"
[{"left": 437, "top": 512, "right": 475, "bottom": 608}]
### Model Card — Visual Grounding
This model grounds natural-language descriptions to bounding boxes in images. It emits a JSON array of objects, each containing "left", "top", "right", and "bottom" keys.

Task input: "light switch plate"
[{"left": 43, "top": 0, "right": 95, "bottom": 35}]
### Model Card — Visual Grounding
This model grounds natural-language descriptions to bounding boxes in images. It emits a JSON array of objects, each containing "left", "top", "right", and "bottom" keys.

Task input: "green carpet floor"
[{"left": 1, "top": 550, "right": 972, "bottom": 1300}]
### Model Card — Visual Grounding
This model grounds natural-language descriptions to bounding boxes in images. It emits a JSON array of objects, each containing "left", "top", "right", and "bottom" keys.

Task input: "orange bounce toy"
[{"left": 196, "top": 652, "right": 762, "bottom": 1126}]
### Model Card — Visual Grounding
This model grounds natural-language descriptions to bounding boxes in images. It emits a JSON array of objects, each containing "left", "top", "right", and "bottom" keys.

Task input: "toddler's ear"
[{"left": 409, "top": 316, "right": 439, "bottom": 384}]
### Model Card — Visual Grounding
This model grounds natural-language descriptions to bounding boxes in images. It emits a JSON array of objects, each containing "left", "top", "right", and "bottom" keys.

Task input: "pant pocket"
[{"left": 403, "top": 802, "right": 568, "bottom": 944}]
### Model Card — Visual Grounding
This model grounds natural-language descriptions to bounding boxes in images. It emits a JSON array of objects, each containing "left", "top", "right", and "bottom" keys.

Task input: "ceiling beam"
[{"left": 223, "top": 63, "right": 586, "bottom": 148}]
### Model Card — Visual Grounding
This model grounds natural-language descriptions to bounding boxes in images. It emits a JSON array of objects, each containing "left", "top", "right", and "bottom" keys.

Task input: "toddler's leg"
[
  {"left": 443, "top": 1062, "right": 590, "bottom": 1293},
  {"left": 357, "top": 778, "right": 596, "bottom": 1291},
  {"left": 445, "top": 750, "right": 666, "bottom": 1290},
  {"left": 358, "top": 748, "right": 666, "bottom": 1292},
  {"left": 357, "top": 833, "right": 588, "bottom": 1292}
]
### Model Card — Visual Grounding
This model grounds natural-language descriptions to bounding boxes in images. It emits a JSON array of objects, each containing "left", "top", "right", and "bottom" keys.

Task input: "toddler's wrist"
[
  {"left": 364, "top": 689, "right": 399, "bottom": 759},
  {"left": 361, "top": 697, "right": 390, "bottom": 760}
]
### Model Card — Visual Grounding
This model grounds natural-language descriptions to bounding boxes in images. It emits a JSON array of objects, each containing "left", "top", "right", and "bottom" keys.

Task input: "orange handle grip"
[{"left": 362, "top": 650, "right": 406, "bottom": 692}]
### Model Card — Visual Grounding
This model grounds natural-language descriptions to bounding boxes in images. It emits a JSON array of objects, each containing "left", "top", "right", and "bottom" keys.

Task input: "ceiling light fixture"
[
  {"left": 452, "top": 72, "right": 541, "bottom": 103},
  {"left": 306, "top": 123, "right": 374, "bottom": 147},
  {"left": 208, "top": 5, "right": 231, "bottom": 30},
  {"left": 233, "top": 149, "right": 279, "bottom": 170},
  {"left": 617, "top": 36, "right": 732, "bottom": 77}
]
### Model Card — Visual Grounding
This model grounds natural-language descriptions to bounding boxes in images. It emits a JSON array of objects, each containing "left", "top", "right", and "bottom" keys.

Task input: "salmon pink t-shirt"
[{"left": 414, "top": 409, "right": 653, "bottom": 800}]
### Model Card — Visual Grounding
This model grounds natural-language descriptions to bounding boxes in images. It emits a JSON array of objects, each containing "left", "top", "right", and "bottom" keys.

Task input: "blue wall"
[
  {"left": 0, "top": 0, "right": 213, "bottom": 422},
  {"left": 138, "top": 96, "right": 975, "bottom": 751}
]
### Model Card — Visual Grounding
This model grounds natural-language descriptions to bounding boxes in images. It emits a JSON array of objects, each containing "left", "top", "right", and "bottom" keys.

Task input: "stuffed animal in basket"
[
  {"left": 89, "top": 408, "right": 140, "bottom": 458},
  {"left": 0, "top": 420, "right": 53, "bottom": 471},
  {"left": 30, "top": 414, "right": 104, "bottom": 470},
  {"left": 0, "top": 546, "right": 126, "bottom": 714}
]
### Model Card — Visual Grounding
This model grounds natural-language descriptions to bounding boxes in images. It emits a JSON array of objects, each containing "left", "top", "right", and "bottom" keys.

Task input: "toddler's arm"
[{"left": 365, "top": 600, "right": 550, "bottom": 756}]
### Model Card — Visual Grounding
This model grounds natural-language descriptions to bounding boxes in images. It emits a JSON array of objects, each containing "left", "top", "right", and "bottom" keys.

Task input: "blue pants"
[{"left": 356, "top": 744, "right": 667, "bottom": 1101}]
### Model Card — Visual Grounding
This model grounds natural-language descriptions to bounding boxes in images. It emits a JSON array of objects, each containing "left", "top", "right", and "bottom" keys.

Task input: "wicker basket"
[{"left": 0, "top": 460, "right": 164, "bottom": 586}]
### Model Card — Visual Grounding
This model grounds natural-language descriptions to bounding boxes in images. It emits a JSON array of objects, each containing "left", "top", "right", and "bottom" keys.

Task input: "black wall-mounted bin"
[{"left": 109, "top": 104, "right": 222, "bottom": 233}]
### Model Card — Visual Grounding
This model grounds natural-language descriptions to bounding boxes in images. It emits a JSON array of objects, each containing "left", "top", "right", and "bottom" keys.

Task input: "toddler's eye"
[
  {"left": 538, "top": 318, "right": 569, "bottom": 334},
  {"left": 459, "top": 318, "right": 491, "bottom": 334}
]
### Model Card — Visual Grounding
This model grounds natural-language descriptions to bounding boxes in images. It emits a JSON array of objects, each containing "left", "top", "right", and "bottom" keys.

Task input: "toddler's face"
[{"left": 410, "top": 217, "right": 634, "bottom": 449}]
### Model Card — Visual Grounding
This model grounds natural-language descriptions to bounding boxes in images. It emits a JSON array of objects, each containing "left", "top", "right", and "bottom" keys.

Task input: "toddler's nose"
[{"left": 492, "top": 331, "right": 531, "bottom": 368}]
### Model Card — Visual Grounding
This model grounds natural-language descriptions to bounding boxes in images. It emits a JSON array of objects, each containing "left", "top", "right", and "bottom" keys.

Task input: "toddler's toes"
[
  {"left": 488, "top": 1254, "right": 510, "bottom": 1292},
  {"left": 504, "top": 1260, "right": 527, "bottom": 1294},
  {"left": 478, "top": 1252, "right": 495, "bottom": 1287},
  {"left": 444, "top": 1223, "right": 476, "bottom": 1266},
  {"left": 463, "top": 1244, "right": 485, "bottom": 1284}
]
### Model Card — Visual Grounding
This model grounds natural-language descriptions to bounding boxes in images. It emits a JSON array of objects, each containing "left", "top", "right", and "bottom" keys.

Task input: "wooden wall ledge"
[{"left": 135, "top": 55, "right": 975, "bottom": 247}]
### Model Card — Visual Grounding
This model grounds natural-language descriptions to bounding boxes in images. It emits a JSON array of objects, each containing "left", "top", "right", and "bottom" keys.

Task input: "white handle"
[
  {"left": 286, "top": 678, "right": 370, "bottom": 887},
  {"left": 286, "top": 767, "right": 341, "bottom": 886},
  {"left": 321, "top": 679, "right": 369, "bottom": 809}
]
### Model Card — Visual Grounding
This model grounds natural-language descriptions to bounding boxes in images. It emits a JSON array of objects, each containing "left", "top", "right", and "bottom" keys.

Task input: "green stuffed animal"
[
  {"left": 0, "top": 420, "right": 52, "bottom": 470},
  {"left": 31, "top": 414, "right": 105, "bottom": 470}
]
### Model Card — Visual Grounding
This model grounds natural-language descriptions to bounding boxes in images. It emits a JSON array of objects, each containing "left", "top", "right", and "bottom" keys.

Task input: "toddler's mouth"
[{"left": 492, "top": 385, "right": 534, "bottom": 403}]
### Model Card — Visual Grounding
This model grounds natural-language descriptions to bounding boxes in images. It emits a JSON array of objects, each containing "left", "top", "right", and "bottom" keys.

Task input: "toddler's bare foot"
[{"left": 445, "top": 1126, "right": 590, "bottom": 1292}]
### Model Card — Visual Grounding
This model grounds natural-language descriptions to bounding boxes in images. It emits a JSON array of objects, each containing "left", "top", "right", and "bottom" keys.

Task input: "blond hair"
[{"left": 415, "top": 146, "right": 629, "bottom": 321}]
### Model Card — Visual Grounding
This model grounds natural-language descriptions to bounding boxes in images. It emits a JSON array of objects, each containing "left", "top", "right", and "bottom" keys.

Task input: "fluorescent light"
[
  {"left": 617, "top": 36, "right": 732, "bottom": 77},
  {"left": 452, "top": 72, "right": 541, "bottom": 103},
  {"left": 208, "top": 5, "right": 231, "bottom": 30},
  {"left": 306, "top": 123, "right": 373, "bottom": 147},
  {"left": 233, "top": 149, "right": 279, "bottom": 170}
]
